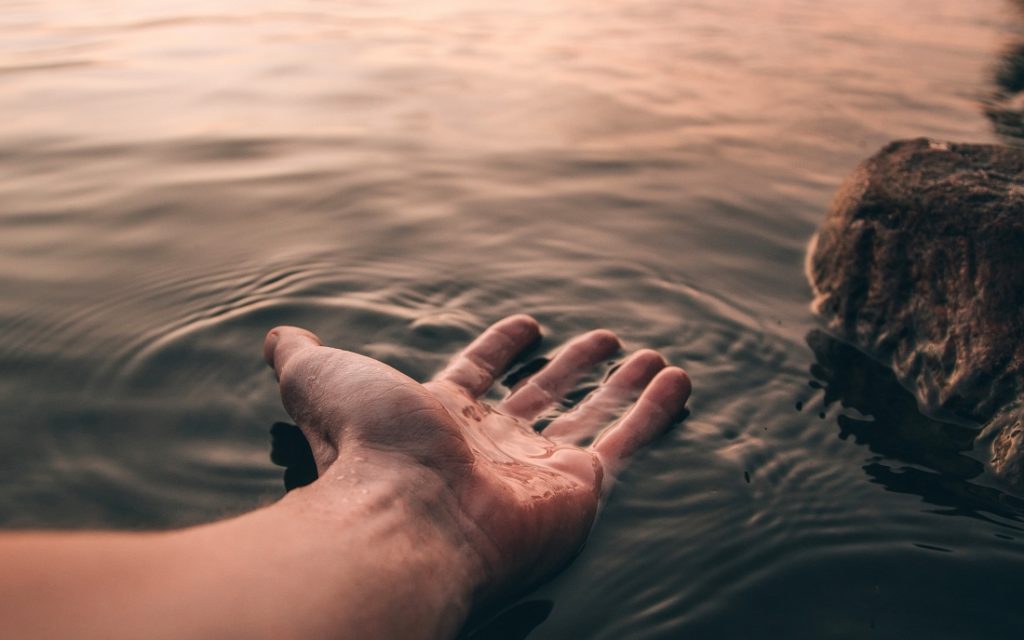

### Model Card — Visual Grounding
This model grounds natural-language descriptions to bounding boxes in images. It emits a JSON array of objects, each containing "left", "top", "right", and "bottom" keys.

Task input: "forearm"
[{"left": 0, "top": 461, "right": 482, "bottom": 640}]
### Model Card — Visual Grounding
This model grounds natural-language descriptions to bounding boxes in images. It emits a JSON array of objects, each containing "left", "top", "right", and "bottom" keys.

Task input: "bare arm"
[
  {"left": 0, "top": 315, "right": 690, "bottom": 639},
  {"left": 0, "top": 466, "right": 479, "bottom": 639}
]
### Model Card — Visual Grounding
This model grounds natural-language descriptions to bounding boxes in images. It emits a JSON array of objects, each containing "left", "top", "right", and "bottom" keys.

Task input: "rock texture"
[{"left": 808, "top": 138, "right": 1024, "bottom": 487}]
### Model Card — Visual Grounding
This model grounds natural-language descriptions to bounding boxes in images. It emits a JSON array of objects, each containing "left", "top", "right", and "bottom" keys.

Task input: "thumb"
[{"left": 264, "top": 326, "right": 322, "bottom": 379}]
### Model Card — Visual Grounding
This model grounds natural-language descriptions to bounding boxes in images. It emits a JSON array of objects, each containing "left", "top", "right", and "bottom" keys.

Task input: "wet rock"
[{"left": 807, "top": 138, "right": 1024, "bottom": 488}]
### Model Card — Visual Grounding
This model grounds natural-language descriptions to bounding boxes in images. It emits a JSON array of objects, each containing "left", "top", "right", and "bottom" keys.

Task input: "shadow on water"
[
  {"left": 462, "top": 600, "right": 553, "bottom": 640},
  {"left": 805, "top": 330, "right": 1024, "bottom": 526},
  {"left": 269, "top": 423, "right": 318, "bottom": 491}
]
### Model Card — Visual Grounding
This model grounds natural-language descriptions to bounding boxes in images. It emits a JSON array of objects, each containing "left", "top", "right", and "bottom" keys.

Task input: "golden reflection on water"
[{"left": 1, "top": 0, "right": 1006, "bottom": 153}]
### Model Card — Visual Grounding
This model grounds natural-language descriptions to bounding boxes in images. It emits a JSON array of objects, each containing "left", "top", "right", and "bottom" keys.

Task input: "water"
[{"left": 3, "top": 0, "right": 1024, "bottom": 637}]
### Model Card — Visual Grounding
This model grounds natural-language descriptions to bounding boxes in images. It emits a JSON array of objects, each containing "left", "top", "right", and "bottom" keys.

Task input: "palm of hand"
[{"left": 264, "top": 315, "right": 690, "bottom": 602}]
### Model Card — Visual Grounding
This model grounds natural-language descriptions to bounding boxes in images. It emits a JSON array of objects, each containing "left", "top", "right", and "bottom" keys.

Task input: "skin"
[{"left": 0, "top": 314, "right": 690, "bottom": 639}]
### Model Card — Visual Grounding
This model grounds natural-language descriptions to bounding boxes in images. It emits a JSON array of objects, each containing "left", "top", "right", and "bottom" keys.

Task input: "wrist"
[{"left": 276, "top": 448, "right": 488, "bottom": 637}]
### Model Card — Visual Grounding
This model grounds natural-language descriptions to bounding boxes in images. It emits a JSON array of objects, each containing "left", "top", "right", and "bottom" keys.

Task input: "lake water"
[{"left": 3, "top": 0, "right": 1024, "bottom": 637}]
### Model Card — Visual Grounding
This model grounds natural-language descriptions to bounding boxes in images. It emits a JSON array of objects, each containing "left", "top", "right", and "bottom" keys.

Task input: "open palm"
[{"left": 263, "top": 314, "right": 690, "bottom": 604}]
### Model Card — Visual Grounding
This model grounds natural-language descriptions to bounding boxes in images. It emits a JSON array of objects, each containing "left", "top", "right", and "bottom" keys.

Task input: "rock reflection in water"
[
  {"left": 986, "top": 36, "right": 1024, "bottom": 143},
  {"left": 805, "top": 330, "right": 1024, "bottom": 525}
]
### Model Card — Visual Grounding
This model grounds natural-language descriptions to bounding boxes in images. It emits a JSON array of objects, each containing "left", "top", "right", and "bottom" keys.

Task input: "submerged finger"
[
  {"left": 500, "top": 329, "right": 621, "bottom": 420},
  {"left": 592, "top": 366, "right": 691, "bottom": 470},
  {"left": 432, "top": 314, "right": 541, "bottom": 396},
  {"left": 543, "top": 349, "right": 666, "bottom": 443},
  {"left": 263, "top": 326, "right": 322, "bottom": 378}
]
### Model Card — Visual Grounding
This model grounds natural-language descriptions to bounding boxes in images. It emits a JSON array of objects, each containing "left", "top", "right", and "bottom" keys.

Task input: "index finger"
[{"left": 432, "top": 314, "right": 541, "bottom": 396}]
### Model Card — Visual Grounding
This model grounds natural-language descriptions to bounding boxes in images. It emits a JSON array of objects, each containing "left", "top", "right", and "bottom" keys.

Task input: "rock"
[{"left": 807, "top": 138, "right": 1024, "bottom": 488}]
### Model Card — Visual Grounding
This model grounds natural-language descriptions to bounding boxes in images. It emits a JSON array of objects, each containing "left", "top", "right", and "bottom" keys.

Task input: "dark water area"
[{"left": 3, "top": 0, "right": 1024, "bottom": 637}]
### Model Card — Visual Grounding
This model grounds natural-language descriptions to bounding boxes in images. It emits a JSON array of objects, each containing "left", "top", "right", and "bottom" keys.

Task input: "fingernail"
[{"left": 263, "top": 329, "right": 280, "bottom": 367}]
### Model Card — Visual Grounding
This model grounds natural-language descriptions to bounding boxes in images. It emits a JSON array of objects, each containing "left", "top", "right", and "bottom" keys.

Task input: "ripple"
[{"left": 4, "top": 1, "right": 1024, "bottom": 637}]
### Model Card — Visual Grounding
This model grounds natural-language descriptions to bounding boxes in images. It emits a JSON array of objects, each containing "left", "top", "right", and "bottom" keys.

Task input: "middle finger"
[{"left": 499, "top": 329, "right": 621, "bottom": 421}]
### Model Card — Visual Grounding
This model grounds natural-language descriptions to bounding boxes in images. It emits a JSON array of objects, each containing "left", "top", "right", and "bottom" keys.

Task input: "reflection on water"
[
  {"left": 863, "top": 463, "right": 1024, "bottom": 529},
  {"left": 807, "top": 330, "right": 982, "bottom": 480},
  {"left": 3, "top": 0, "right": 1024, "bottom": 636},
  {"left": 806, "top": 330, "right": 1024, "bottom": 527},
  {"left": 985, "top": 40, "right": 1024, "bottom": 143},
  {"left": 986, "top": 1, "right": 1024, "bottom": 144}
]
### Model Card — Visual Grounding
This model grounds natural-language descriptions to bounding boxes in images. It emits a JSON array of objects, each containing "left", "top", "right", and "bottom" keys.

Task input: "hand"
[{"left": 263, "top": 315, "right": 691, "bottom": 608}]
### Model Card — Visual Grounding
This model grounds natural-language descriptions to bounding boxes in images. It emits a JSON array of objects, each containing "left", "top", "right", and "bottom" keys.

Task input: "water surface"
[{"left": 3, "top": 1, "right": 1024, "bottom": 637}]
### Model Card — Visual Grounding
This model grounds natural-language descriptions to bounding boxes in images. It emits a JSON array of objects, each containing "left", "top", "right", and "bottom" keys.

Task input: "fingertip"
[
  {"left": 584, "top": 328, "right": 622, "bottom": 353},
  {"left": 497, "top": 314, "right": 542, "bottom": 343},
  {"left": 664, "top": 366, "right": 692, "bottom": 397},
  {"left": 503, "top": 313, "right": 540, "bottom": 329},
  {"left": 263, "top": 326, "right": 322, "bottom": 372},
  {"left": 650, "top": 366, "right": 692, "bottom": 417},
  {"left": 263, "top": 328, "right": 281, "bottom": 367},
  {"left": 630, "top": 348, "right": 668, "bottom": 372}
]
